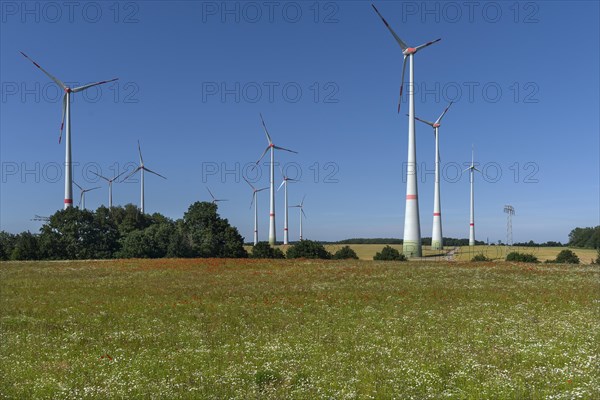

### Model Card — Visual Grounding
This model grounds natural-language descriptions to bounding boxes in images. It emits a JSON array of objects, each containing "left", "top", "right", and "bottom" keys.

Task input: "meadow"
[{"left": 1, "top": 259, "right": 598, "bottom": 399}]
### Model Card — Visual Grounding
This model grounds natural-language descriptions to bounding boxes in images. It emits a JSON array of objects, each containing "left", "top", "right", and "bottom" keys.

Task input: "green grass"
[{"left": 1, "top": 259, "right": 599, "bottom": 399}]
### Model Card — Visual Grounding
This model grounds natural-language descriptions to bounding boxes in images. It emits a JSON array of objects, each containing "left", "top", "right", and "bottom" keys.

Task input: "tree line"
[
  {"left": 0, "top": 202, "right": 246, "bottom": 261},
  {"left": 567, "top": 226, "right": 599, "bottom": 249}
]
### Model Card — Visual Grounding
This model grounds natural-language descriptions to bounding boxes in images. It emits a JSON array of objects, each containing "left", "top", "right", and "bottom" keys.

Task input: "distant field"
[
  {"left": 1, "top": 259, "right": 598, "bottom": 398},
  {"left": 249, "top": 244, "right": 598, "bottom": 262}
]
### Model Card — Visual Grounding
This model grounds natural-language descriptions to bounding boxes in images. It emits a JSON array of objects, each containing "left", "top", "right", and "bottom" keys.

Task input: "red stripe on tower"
[
  {"left": 269, "top": 213, "right": 275, "bottom": 216},
  {"left": 406, "top": 194, "right": 417, "bottom": 200},
  {"left": 64, "top": 199, "right": 73, "bottom": 204},
  {"left": 433, "top": 212, "right": 441, "bottom": 216},
  {"left": 470, "top": 223, "right": 474, "bottom": 226}
]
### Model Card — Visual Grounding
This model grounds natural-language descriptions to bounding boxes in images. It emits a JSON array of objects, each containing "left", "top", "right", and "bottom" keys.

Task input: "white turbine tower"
[
  {"left": 464, "top": 147, "right": 481, "bottom": 246},
  {"left": 122, "top": 141, "right": 166, "bottom": 214},
  {"left": 372, "top": 5, "right": 441, "bottom": 258},
  {"left": 73, "top": 181, "right": 100, "bottom": 210},
  {"left": 414, "top": 101, "right": 453, "bottom": 250},
  {"left": 91, "top": 170, "right": 126, "bottom": 208},
  {"left": 20, "top": 52, "right": 118, "bottom": 209},
  {"left": 277, "top": 167, "right": 298, "bottom": 245},
  {"left": 291, "top": 195, "right": 307, "bottom": 241},
  {"left": 244, "top": 178, "right": 268, "bottom": 245},
  {"left": 255, "top": 114, "right": 297, "bottom": 245},
  {"left": 206, "top": 187, "right": 228, "bottom": 205}
]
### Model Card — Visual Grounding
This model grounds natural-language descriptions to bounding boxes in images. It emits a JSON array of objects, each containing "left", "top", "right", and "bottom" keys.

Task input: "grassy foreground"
[{"left": 1, "top": 259, "right": 599, "bottom": 399}]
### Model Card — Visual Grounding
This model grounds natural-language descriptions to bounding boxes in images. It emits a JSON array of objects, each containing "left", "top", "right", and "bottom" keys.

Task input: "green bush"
[
  {"left": 373, "top": 246, "right": 407, "bottom": 261},
  {"left": 506, "top": 252, "right": 539, "bottom": 263},
  {"left": 255, "top": 369, "right": 282, "bottom": 392},
  {"left": 332, "top": 245, "right": 359, "bottom": 260},
  {"left": 471, "top": 253, "right": 491, "bottom": 262},
  {"left": 250, "top": 242, "right": 285, "bottom": 259},
  {"left": 286, "top": 240, "right": 331, "bottom": 259},
  {"left": 553, "top": 249, "right": 580, "bottom": 264}
]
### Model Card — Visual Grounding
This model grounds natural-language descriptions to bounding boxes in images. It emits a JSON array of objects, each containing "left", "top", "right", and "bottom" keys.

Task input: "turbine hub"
[
  {"left": 404, "top": 47, "right": 416, "bottom": 55},
  {"left": 65, "top": 87, "right": 72, "bottom": 93},
  {"left": 433, "top": 123, "right": 440, "bottom": 128}
]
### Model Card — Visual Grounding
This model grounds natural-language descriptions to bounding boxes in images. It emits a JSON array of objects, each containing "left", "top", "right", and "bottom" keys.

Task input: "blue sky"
[{"left": 1, "top": 1, "right": 598, "bottom": 244}]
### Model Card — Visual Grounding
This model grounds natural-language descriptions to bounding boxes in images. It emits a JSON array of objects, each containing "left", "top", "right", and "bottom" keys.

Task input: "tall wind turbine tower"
[
  {"left": 122, "top": 141, "right": 166, "bottom": 213},
  {"left": 291, "top": 195, "right": 307, "bottom": 241},
  {"left": 91, "top": 170, "right": 126, "bottom": 208},
  {"left": 244, "top": 178, "right": 268, "bottom": 245},
  {"left": 255, "top": 114, "right": 297, "bottom": 245},
  {"left": 278, "top": 167, "right": 298, "bottom": 245},
  {"left": 372, "top": 5, "right": 441, "bottom": 257},
  {"left": 464, "top": 147, "right": 481, "bottom": 246},
  {"left": 414, "top": 101, "right": 453, "bottom": 250},
  {"left": 20, "top": 52, "right": 117, "bottom": 209},
  {"left": 73, "top": 181, "right": 100, "bottom": 210}
]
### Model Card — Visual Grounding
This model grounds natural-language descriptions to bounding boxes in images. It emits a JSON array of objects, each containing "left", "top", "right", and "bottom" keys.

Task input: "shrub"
[
  {"left": 251, "top": 242, "right": 285, "bottom": 259},
  {"left": 286, "top": 240, "right": 331, "bottom": 259},
  {"left": 506, "top": 252, "right": 539, "bottom": 263},
  {"left": 553, "top": 249, "right": 580, "bottom": 264},
  {"left": 255, "top": 369, "right": 282, "bottom": 392},
  {"left": 471, "top": 253, "right": 491, "bottom": 262},
  {"left": 333, "top": 245, "right": 359, "bottom": 260},
  {"left": 373, "top": 246, "right": 407, "bottom": 261}
]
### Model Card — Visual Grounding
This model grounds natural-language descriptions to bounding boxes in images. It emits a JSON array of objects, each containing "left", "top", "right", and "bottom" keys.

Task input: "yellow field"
[{"left": 247, "top": 244, "right": 597, "bottom": 263}]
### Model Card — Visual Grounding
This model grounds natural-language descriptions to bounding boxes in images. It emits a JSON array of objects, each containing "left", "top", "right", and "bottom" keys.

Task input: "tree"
[
  {"left": 11, "top": 232, "right": 40, "bottom": 260},
  {"left": 182, "top": 202, "right": 247, "bottom": 258},
  {"left": 286, "top": 240, "right": 331, "bottom": 259},
  {"left": 373, "top": 246, "right": 406, "bottom": 261},
  {"left": 568, "top": 226, "right": 600, "bottom": 249},
  {"left": 0, "top": 231, "right": 17, "bottom": 261},
  {"left": 250, "top": 242, "right": 285, "bottom": 259},
  {"left": 39, "top": 208, "right": 106, "bottom": 260},
  {"left": 553, "top": 249, "right": 580, "bottom": 264},
  {"left": 332, "top": 246, "right": 359, "bottom": 260}
]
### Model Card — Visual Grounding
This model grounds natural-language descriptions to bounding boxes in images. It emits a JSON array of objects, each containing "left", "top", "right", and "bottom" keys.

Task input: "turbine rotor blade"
[
  {"left": 371, "top": 5, "right": 408, "bottom": 50},
  {"left": 143, "top": 167, "right": 166, "bottom": 179},
  {"left": 112, "top": 169, "right": 128, "bottom": 182},
  {"left": 414, "top": 38, "right": 441, "bottom": 52},
  {"left": 413, "top": 115, "right": 435, "bottom": 127},
  {"left": 90, "top": 171, "right": 110, "bottom": 182},
  {"left": 73, "top": 180, "right": 83, "bottom": 191},
  {"left": 59, "top": 93, "right": 67, "bottom": 144},
  {"left": 277, "top": 180, "right": 285, "bottom": 191},
  {"left": 206, "top": 186, "right": 216, "bottom": 200},
  {"left": 435, "top": 101, "right": 453, "bottom": 124},
  {"left": 20, "top": 51, "right": 66, "bottom": 90},
  {"left": 250, "top": 192, "right": 256, "bottom": 209},
  {"left": 257, "top": 187, "right": 269, "bottom": 192},
  {"left": 398, "top": 56, "right": 408, "bottom": 113},
  {"left": 137, "top": 140, "right": 144, "bottom": 165},
  {"left": 255, "top": 146, "right": 270, "bottom": 165},
  {"left": 259, "top": 113, "right": 273, "bottom": 144},
  {"left": 273, "top": 145, "right": 298, "bottom": 154},
  {"left": 121, "top": 166, "right": 142, "bottom": 182},
  {"left": 243, "top": 177, "right": 256, "bottom": 191},
  {"left": 72, "top": 78, "right": 118, "bottom": 93}
]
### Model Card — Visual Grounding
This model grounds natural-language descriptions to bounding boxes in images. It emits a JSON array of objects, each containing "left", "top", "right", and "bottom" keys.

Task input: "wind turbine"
[
  {"left": 464, "top": 146, "right": 481, "bottom": 246},
  {"left": 290, "top": 195, "right": 307, "bottom": 241},
  {"left": 122, "top": 141, "right": 166, "bottom": 214},
  {"left": 73, "top": 181, "right": 100, "bottom": 210},
  {"left": 206, "top": 186, "right": 228, "bottom": 205},
  {"left": 277, "top": 167, "right": 298, "bottom": 245},
  {"left": 255, "top": 114, "right": 298, "bottom": 245},
  {"left": 413, "top": 101, "right": 453, "bottom": 250},
  {"left": 372, "top": 5, "right": 441, "bottom": 258},
  {"left": 244, "top": 178, "right": 268, "bottom": 245},
  {"left": 91, "top": 170, "right": 127, "bottom": 208},
  {"left": 20, "top": 52, "right": 118, "bottom": 209}
]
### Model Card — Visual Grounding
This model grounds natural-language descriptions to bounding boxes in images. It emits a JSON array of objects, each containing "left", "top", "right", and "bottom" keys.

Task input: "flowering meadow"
[{"left": 1, "top": 259, "right": 598, "bottom": 399}]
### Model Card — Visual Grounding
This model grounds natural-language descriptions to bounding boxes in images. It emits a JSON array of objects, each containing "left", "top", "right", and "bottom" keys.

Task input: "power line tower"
[{"left": 504, "top": 205, "right": 515, "bottom": 247}]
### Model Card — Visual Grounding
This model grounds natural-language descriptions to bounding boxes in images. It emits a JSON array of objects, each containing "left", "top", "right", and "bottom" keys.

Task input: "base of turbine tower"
[
  {"left": 402, "top": 241, "right": 422, "bottom": 258},
  {"left": 431, "top": 241, "right": 443, "bottom": 251}
]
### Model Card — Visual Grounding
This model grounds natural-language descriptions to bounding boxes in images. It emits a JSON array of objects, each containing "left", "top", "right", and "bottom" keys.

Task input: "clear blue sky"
[{"left": 1, "top": 1, "right": 599, "bottom": 244}]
